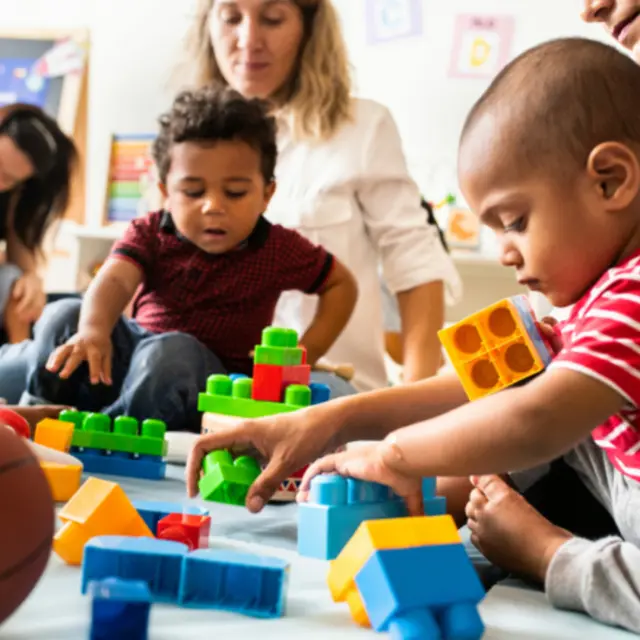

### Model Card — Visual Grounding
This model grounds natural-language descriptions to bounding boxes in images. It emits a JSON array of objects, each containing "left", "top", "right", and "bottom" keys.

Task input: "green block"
[
  {"left": 59, "top": 409, "right": 88, "bottom": 430},
  {"left": 69, "top": 412, "right": 167, "bottom": 457},
  {"left": 198, "top": 450, "right": 261, "bottom": 505},
  {"left": 198, "top": 392, "right": 300, "bottom": 418},
  {"left": 232, "top": 377, "right": 253, "bottom": 399},
  {"left": 254, "top": 345, "right": 303, "bottom": 366},
  {"left": 207, "top": 374, "right": 232, "bottom": 396},
  {"left": 284, "top": 384, "right": 311, "bottom": 408},
  {"left": 261, "top": 327, "right": 298, "bottom": 348}
]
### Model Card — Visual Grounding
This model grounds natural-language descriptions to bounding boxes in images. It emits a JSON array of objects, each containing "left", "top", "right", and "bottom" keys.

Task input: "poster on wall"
[
  {"left": 449, "top": 14, "right": 515, "bottom": 79},
  {"left": 365, "top": 0, "right": 422, "bottom": 45}
]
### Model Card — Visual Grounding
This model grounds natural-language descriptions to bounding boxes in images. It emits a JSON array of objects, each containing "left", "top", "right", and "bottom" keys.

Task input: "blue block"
[
  {"left": 510, "top": 295, "right": 553, "bottom": 367},
  {"left": 132, "top": 500, "right": 209, "bottom": 532},
  {"left": 82, "top": 536, "right": 188, "bottom": 603},
  {"left": 389, "top": 608, "right": 440, "bottom": 640},
  {"left": 297, "top": 475, "right": 406, "bottom": 560},
  {"left": 71, "top": 448, "right": 166, "bottom": 480},
  {"left": 424, "top": 496, "right": 447, "bottom": 516},
  {"left": 89, "top": 578, "right": 151, "bottom": 640},
  {"left": 422, "top": 477, "right": 436, "bottom": 498},
  {"left": 178, "top": 549, "right": 289, "bottom": 618},
  {"left": 354, "top": 544, "right": 485, "bottom": 634},
  {"left": 309, "top": 382, "right": 331, "bottom": 404},
  {"left": 229, "top": 373, "right": 249, "bottom": 382}
]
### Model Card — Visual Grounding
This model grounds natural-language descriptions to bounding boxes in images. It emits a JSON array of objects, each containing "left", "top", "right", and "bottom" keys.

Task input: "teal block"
[
  {"left": 254, "top": 346, "right": 303, "bottom": 366},
  {"left": 198, "top": 393, "right": 301, "bottom": 418}
]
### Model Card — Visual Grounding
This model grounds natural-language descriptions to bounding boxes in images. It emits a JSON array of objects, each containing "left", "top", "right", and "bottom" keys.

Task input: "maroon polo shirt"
[{"left": 110, "top": 211, "right": 334, "bottom": 374}]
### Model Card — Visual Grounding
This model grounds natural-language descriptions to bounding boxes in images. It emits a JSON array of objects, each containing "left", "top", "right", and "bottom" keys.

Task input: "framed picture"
[
  {"left": 0, "top": 29, "right": 89, "bottom": 223},
  {"left": 103, "top": 134, "right": 157, "bottom": 225}
]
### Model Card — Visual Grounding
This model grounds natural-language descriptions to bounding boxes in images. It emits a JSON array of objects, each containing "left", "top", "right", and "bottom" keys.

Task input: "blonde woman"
[{"left": 179, "top": 0, "right": 461, "bottom": 395}]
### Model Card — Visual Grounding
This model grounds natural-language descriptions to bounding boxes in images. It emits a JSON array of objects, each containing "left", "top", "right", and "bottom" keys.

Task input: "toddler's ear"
[{"left": 587, "top": 142, "right": 640, "bottom": 210}]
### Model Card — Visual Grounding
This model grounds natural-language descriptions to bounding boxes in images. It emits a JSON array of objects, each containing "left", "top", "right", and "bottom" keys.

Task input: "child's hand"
[
  {"left": 12, "top": 272, "right": 45, "bottom": 323},
  {"left": 538, "top": 316, "right": 563, "bottom": 354},
  {"left": 46, "top": 329, "right": 112, "bottom": 385},
  {"left": 296, "top": 442, "right": 425, "bottom": 516}
]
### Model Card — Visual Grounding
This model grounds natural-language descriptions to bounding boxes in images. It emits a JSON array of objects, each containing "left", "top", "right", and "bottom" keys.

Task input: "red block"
[
  {"left": 157, "top": 514, "right": 211, "bottom": 551},
  {"left": 252, "top": 364, "right": 311, "bottom": 402}
]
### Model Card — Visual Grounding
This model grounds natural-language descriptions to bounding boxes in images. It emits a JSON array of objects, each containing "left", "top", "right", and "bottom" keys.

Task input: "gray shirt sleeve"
[{"left": 546, "top": 536, "right": 640, "bottom": 633}]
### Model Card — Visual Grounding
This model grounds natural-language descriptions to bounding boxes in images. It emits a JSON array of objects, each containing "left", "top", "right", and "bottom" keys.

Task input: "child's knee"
[{"left": 33, "top": 298, "right": 82, "bottom": 340}]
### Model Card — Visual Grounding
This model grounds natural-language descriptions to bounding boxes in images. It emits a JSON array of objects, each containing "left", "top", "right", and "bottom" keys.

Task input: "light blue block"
[
  {"left": 510, "top": 294, "right": 553, "bottom": 367},
  {"left": 82, "top": 536, "right": 188, "bottom": 603},
  {"left": 132, "top": 500, "right": 209, "bottom": 532},
  {"left": 424, "top": 496, "right": 447, "bottom": 516},
  {"left": 354, "top": 544, "right": 485, "bottom": 634},
  {"left": 178, "top": 549, "right": 289, "bottom": 618}
]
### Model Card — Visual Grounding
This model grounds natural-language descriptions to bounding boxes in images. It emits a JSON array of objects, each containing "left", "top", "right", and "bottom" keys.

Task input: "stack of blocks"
[
  {"left": 58, "top": 410, "right": 168, "bottom": 480},
  {"left": 328, "top": 516, "right": 485, "bottom": 640},
  {"left": 438, "top": 295, "right": 554, "bottom": 400},
  {"left": 298, "top": 474, "right": 446, "bottom": 560},
  {"left": 198, "top": 327, "right": 331, "bottom": 504}
]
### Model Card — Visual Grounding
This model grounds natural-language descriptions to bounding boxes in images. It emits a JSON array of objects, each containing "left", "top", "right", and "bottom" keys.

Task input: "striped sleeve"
[{"left": 551, "top": 277, "right": 640, "bottom": 408}]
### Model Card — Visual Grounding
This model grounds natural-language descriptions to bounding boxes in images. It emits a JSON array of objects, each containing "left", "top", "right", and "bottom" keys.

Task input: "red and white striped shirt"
[{"left": 550, "top": 250, "right": 640, "bottom": 479}]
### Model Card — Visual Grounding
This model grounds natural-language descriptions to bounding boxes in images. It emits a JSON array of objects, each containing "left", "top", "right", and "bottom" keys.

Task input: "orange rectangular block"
[
  {"left": 34, "top": 418, "right": 75, "bottom": 452},
  {"left": 40, "top": 462, "right": 82, "bottom": 502},
  {"left": 54, "top": 477, "right": 153, "bottom": 565}
]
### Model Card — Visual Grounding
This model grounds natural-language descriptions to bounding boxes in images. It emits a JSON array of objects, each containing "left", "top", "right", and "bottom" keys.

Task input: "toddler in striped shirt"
[{"left": 291, "top": 37, "right": 640, "bottom": 632}]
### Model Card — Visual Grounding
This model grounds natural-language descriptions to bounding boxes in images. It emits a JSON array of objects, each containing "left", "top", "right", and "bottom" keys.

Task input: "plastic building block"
[
  {"left": 71, "top": 449, "right": 166, "bottom": 480},
  {"left": 54, "top": 477, "right": 154, "bottom": 565},
  {"left": 198, "top": 450, "right": 261, "bottom": 505},
  {"left": 271, "top": 464, "right": 308, "bottom": 502},
  {"left": 62, "top": 410, "right": 168, "bottom": 457},
  {"left": 253, "top": 326, "right": 303, "bottom": 366},
  {"left": 0, "top": 407, "right": 31, "bottom": 438},
  {"left": 132, "top": 500, "right": 209, "bottom": 532},
  {"left": 328, "top": 515, "right": 463, "bottom": 627},
  {"left": 40, "top": 461, "right": 82, "bottom": 501},
  {"left": 252, "top": 363, "right": 311, "bottom": 402},
  {"left": 355, "top": 544, "right": 485, "bottom": 638},
  {"left": 438, "top": 295, "right": 554, "bottom": 401},
  {"left": 157, "top": 513, "right": 211, "bottom": 550},
  {"left": 298, "top": 475, "right": 407, "bottom": 560},
  {"left": 178, "top": 549, "right": 289, "bottom": 617},
  {"left": 198, "top": 374, "right": 310, "bottom": 418},
  {"left": 298, "top": 476, "right": 447, "bottom": 560},
  {"left": 88, "top": 578, "right": 151, "bottom": 640},
  {"left": 34, "top": 418, "right": 75, "bottom": 452},
  {"left": 309, "top": 382, "right": 331, "bottom": 405},
  {"left": 82, "top": 536, "right": 188, "bottom": 602}
]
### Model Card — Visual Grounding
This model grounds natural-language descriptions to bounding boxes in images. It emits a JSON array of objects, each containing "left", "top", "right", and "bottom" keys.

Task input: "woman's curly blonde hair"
[{"left": 178, "top": 0, "right": 352, "bottom": 141}]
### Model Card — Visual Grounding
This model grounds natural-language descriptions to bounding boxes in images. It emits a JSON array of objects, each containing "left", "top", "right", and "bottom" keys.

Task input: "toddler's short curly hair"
[{"left": 153, "top": 86, "right": 277, "bottom": 184}]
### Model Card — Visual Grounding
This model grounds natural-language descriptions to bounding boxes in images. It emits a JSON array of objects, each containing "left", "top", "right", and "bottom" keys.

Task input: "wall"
[{"left": 2, "top": 0, "right": 613, "bottom": 229}]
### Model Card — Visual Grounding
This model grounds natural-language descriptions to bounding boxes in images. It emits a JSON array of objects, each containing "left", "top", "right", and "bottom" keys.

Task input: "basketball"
[{"left": 0, "top": 426, "right": 55, "bottom": 625}]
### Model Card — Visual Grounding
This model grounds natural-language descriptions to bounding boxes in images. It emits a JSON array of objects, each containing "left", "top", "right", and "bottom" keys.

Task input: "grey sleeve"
[{"left": 546, "top": 536, "right": 640, "bottom": 633}]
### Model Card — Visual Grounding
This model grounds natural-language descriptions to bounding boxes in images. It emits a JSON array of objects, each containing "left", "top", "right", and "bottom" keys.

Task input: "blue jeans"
[
  {"left": 8, "top": 298, "right": 358, "bottom": 429},
  {"left": 20, "top": 299, "right": 227, "bottom": 432}
]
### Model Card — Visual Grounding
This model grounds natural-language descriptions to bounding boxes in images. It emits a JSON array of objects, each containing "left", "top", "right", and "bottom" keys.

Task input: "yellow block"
[
  {"left": 54, "top": 477, "right": 153, "bottom": 565},
  {"left": 40, "top": 462, "right": 82, "bottom": 502},
  {"left": 34, "top": 418, "right": 75, "bottom": 452},
  {"left": 438, "top": 297, "right": 546, "bottom": 400},
  {"left": 328, "top": 515, "right": 460, "bottom": 627}
]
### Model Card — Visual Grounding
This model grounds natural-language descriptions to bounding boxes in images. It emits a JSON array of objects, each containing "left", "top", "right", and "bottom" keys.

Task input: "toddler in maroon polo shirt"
[{"left": 20, "top": 87, "right": 357, "bottom": 432}]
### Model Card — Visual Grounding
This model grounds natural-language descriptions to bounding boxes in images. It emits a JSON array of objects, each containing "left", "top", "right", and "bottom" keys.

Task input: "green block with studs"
[
  {"left": 253, "top": 345, "right": 303, "bottom": 366},
  {"left": 198, "top": 450, "right": 261, "bottom": 506}
]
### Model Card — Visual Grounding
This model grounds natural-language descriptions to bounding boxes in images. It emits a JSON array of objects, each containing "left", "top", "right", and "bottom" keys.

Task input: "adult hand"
[
  {"left": 185, "top": 404, "right": 345, "bottom": 512},
  {"left": 297, "top": 442, "right": 424, "bottom": 517}
]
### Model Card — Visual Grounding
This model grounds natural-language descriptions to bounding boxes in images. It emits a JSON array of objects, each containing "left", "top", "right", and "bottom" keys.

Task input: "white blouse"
[{"left": 266, "top": 98, "right": 462, "bottom": 391}]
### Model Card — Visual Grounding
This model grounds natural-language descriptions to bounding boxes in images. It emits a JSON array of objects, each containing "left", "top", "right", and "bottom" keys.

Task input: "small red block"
[
  {"left": 157, "top": 513, "right": 211, "bottom": 550},
  {"left": 0, "top": 407, "right": 31, "bottom": 439}
]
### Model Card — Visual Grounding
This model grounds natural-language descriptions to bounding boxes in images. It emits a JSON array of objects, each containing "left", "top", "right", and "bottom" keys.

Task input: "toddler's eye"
[{"left": 504, "top": 216, "right": 526, "bottom": 233}]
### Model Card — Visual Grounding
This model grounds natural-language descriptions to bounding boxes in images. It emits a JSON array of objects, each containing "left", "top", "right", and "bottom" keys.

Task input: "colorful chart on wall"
[
  {"left": 104, "top": 134, "right": 157, "bottom": 224},
  {"left": 365, "top": 0, "right": 422, "bottom": 45},
  {"left": 449, "top": 14, "right": 515, "bottom": 79}
]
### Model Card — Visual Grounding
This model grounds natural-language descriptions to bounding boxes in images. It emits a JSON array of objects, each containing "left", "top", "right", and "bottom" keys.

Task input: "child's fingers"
[
  {"left": 46, "top": 345, "right": 73, "bottom": 373},
  {"left": 101, "top": 352, "right": 112, "bottom": 386},
  {"left": 298, "top": 454, "right": 341, "bottom": 493},
  {"left": 58, "top": 349, "right": 85, "bottom": 380},
  {"left": 11, "top": 279, "right": 24, "bottom": 300}
]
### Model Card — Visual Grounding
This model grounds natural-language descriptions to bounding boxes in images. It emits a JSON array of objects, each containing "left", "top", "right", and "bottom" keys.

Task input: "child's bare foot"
[{"left": 466, "top": 475, "right": 573, "bottom": 583}]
